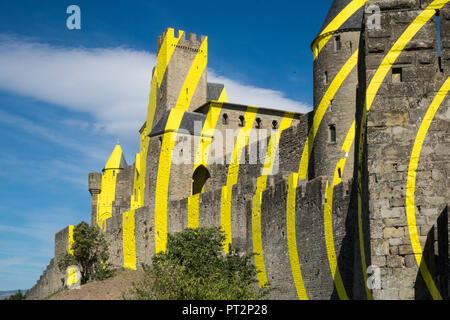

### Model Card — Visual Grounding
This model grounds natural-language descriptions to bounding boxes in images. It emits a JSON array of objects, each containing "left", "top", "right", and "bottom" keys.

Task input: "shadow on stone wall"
[{"left": 414, "top": 205, "right": 448, "bottom": 300}]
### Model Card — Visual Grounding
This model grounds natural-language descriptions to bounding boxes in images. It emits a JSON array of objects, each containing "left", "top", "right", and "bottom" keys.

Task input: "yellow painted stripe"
[
  {"left": 326, "top": 0, "right": 447, "bottom": 298},
  {"left": 312, "top": 0, "right": 368, "bottom": 60},
  {"left": 366, "top": 0, "right": 448, "bottom": 113},
  {"left": 155, "top": 109, "right": 187, "bottom": 253},
  {"left": 356, "top": 97, "right": 373, "bottom": 299},
  {"left": 123, "top": 209, "right": 137, "bottom": 270},
  {"left": 97, "top": 145, "right": 123, "bottom": 230},
  {"left": 285, "top": 51, "right": 358, "bottom": 300},
  {"left": 298, "top": 50, "right": 359, "bottom": 180},
  {"left": 187, "top": 99, "right": 226, "bottom": 228},
  {"left": 323, "top": 124, "right": 355, "bottom": 300},
  {"left": 286, "top": 174, "right": 309, "bottom": 300},
  {"left": 252, "top": 113, "right": 294, "bottom": 287},
  {"left": 217, "top": 87, "right": 228, "bottom": 103},
  {"left": 220, "top": 106, "right": 258, "bottom": 252},
  {"left": 154, "top": 38, "right": 208, "bottom": 253},
  {"left": 188, "top": 194, "right": 200, "bottom": 229},
  {"left": 148, "top": 29, "right": 184, "bottom": 131},
  {"left": 175, "top": 39, "right": 208, "bottom": 110},
  {"left": 122, "top": 30, "right": 184, "bottom": 269},
  {"left": 68, "top": 225, "right": 74, "bottom": 255},
  {"left": 156, "top": 29, "right": 184, "bottom": 87},
  {"left": 406, "top": 77, "right": 450, "bottom": 300}
]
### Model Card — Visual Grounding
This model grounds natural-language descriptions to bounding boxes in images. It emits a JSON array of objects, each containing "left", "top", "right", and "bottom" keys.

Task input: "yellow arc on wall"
[
  {"left": 405, "top": 77, "right": 450, "bottom": 301},
  {"left": 188, "top": 91, "right": 228, "bottom": 229},
  {"left": 122, "top": 29, "right": 184, "bottom": 269},
  {"left": 285, "top": 51, "right": 358, "bottom": 300},
  {"left": 154, "top": 37, "right": 208, "bottom": 253},
  {"left": 252, "top": 113, "right": 294, "bottom": 287},
  {"left": 326, "top": 0, "right": 448, "bottom": 299},
  {"left": 220, "top": 106, "right": 258, "bottom": 252},
  {"left": 312, "top": 0, "right": 367, "bottom": 60}
]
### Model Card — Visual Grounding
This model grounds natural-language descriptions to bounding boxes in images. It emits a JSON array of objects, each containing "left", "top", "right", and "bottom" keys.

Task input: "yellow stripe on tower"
[
  {"left": 312, "top": 0, "right": 368, "bottom": 60},
  {"left": 325, "top": 0, "right": 447, "bottom": 299},
  {"left": 298, "top": 50, "right": 359, "bottom": 180},
  {"left": 154, "top": 37, "right": 208, "bottom": 253},
  {"left": 97, "top": 144, "right": 124, "bottom": 231},
  {"left": 285, "top": 51, "right": 358, "bottom": 300},
  {"left": 406, "top": 77, "right": 450, "bottom": 301},
  {"left": 220, "top": 106, "right": 258, "bottom": 252},
  {"left": 122, "top": 29, "right": 184, "bottom": 269},
  {"left": 252, "top": 113, "right": 294, "bottom": 287}
]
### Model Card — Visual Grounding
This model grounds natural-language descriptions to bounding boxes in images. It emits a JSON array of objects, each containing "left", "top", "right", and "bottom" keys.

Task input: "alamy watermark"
[
  {"left": 366, "top": 265, "right": 381, "bottom": 290},
  {"left": 66, "top": 5, "right": 81, "bottom": 30},
  {"left": 366, "top": 5, "right": 381, "bottom": 30}
]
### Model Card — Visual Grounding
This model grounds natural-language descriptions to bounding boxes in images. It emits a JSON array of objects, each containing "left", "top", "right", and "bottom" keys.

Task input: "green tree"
[
  {"left": 58, "top": 221, "right": 114, "bottom": 284},
  {"left": 128, "top": 227, "right": 270, "bottom": 300},
  {"left": 4, "top": 290, "right": 25, "bottom": 300}
]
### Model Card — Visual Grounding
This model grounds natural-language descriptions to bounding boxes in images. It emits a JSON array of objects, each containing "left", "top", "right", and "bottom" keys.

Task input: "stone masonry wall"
[
  {"left": 25, "top": 227, "right": 69, "bottom": 299},
  {"left": 364, "top": 1, "right": 450, "bottom": 299}
]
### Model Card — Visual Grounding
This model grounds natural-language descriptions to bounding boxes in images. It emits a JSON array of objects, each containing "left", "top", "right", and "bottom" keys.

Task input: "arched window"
[
  {"left": 272, "top": 120, "right": 278, "bottom": 130},
  {"left": 256, "top": 118, "right": 262, "bottom": 129},
  {"left": 239, "top": 115, "right": 245, "bottom": 127},
  {"left": 192, "top": 165, "right": 211, "bottom": 195},
  {"left": 222, "top": 113, "right": 228, "bottom": 125}
]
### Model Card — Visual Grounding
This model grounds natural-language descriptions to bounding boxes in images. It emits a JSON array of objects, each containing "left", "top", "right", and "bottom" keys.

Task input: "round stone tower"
[{"left": 309, "top": 0, "right": 365, "bottom": 182}]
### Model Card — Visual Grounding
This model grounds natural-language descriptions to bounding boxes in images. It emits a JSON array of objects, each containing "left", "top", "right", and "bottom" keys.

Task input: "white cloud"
[
  {"left": 0, "top": 35, "right": 311, "bottom": 147},
  {"left": 208, "top": 71, "right": 311, "bottom": 113}
]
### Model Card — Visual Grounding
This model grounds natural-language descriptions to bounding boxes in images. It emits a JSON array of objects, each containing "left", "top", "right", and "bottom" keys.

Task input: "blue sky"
[{"left": 0, "top": 0, "right": 332, "bottom": 291}]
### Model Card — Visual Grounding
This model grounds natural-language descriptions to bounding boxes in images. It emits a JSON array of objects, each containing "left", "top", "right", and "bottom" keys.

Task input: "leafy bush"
[
  {"left": 58, "top": 221, "right": 115, "bottom": 284},
  {"left": 128, "top": 227, "right": 270, "bottom": 300},
  {"left": 4, "top": 290, "right": 25, "bottom": 300}
]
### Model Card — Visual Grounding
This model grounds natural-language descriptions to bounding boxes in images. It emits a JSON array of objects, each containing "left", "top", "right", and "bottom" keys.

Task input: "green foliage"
[
  {"left": 4, "top": 290, "right": 25, "bottom": 300},
  {"left": 57, "top": 221, "right": 115, "bottom": 284},
  {"left": 128, "top": 227, "right": 270, "bottom": 300}
]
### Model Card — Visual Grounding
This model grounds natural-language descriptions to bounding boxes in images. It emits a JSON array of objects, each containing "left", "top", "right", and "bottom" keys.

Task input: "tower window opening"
[
  {"left": 392, "top": 68, "right": 403, "bottom": 83},
  {"left": 222, "top": 113, "right": 228, "bottom": 125},
  {"left": 256, "top": 118, "right": 262, "bottom": 129},
  {"left": 239, "top": 115, "right": 245, "bottom": 127},
  {"left": 338, "top": 168, "right": 342, "bottom": 178},
  {"left": 329, "top": 124, "right": 336, "bottom": 143},
  {"left": 335, "top": 35, "right": 341, "bottom": 51},
  {"left": 272, "top": 120, "right": 278, "bottom": 130}
]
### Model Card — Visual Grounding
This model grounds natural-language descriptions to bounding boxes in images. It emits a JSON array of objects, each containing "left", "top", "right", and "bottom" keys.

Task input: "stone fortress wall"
[{"left": 26, "top": 0, "right": 450, "bottom": 300}]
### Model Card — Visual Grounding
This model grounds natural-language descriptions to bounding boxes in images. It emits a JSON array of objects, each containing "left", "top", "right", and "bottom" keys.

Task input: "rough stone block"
[
  {"left": 387, "top": 255, "right": 404, "bottom": 267},
  {"left": 384, "top": 227, "right": 404, "bottom": 238}
]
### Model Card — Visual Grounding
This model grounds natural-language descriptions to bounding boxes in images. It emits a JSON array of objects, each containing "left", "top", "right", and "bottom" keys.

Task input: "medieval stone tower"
[
  {"left": 310, "top": 0, "right": 363, "bottom": 182},
  {"left": 27, "top": 0, "right": 450, "bottom": 300},
  {"left": 152, "top": 29, "right": 208, "bottom": 127}
]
